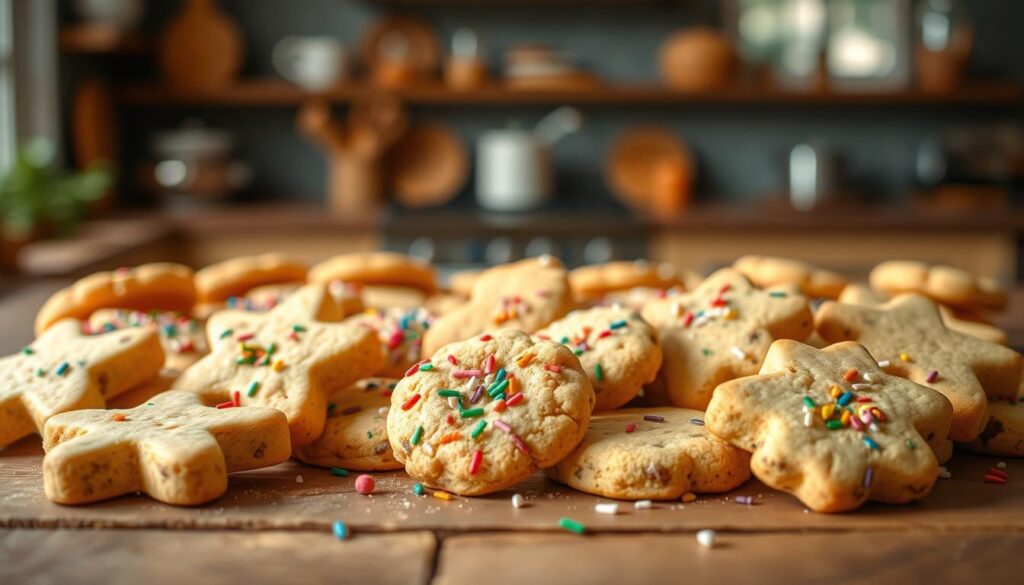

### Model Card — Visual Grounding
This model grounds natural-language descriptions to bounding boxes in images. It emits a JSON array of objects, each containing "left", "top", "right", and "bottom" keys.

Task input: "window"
[{"left": 0, "top": 0, "right": 14, "bottom": 172}]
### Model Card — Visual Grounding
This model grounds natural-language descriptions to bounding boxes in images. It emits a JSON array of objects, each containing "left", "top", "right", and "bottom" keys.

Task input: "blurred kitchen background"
[{"left": 1, "top": 0, "right": 1023, "bottom": 288}]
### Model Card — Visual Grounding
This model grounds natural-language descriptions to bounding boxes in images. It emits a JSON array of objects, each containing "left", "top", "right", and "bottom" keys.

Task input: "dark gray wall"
[{"left": 97, "top": 0, "right": 1024, "bottom": 209}]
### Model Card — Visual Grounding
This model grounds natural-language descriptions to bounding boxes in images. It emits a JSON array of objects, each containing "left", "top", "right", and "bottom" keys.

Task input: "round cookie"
[
  {"left": 88, "top": 309, "right": 208, "bottom": 371},
  {"left": 547, "top": 407, "right": 751, "bottom": 500},
  {"left": 350, "top": 307, "right": 435, "bottom": 378},
  {"left": 293, "top": 378, "right": 402, "bottom": 470},
  {"left": 309, "top": 251, "right": 437, "bottom": 294},
  {"left": 35, "top": 263, "right": 195, "bottom": 334},
  {"left": 195, "top": 253, "right": 308, "bottom": 304},
  {"left": 422, "top": 256, "right": 575, "bottom": 357},
  {"left": 869, "top": 260, "right": 1007, "bottom": 311},
  {"left": 964, "top": 397, "right": 1024, "bottom": 457},
  {"left": 387, "top": 328, "right": 595, "bottom": 496},
  {"left": 569, "top": 260, "right": 683, "bottom": 302},
  {"left": 733, "top": 255, "right": 848, "bottom": 300},
  {"left": 537, "top": 307, "right": 662, "bottom": 411},
  {"left": 361, "top": 285, "right": 429, "bottom": 310}
]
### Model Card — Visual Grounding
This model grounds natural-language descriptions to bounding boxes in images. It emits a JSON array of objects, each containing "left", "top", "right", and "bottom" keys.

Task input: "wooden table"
[{"left": 4, "top": 275, "right": 1024, "bottom": 584}]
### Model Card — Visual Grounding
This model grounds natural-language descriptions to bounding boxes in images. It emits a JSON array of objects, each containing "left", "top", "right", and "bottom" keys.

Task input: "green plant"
[{"left": 0, "top": 138, "right": 113, "bottom": 239}]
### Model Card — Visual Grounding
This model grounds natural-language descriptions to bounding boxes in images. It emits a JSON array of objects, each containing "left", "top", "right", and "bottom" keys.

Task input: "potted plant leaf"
[{"left": 0, "top": 138, "right": 113, "bottom": 272}]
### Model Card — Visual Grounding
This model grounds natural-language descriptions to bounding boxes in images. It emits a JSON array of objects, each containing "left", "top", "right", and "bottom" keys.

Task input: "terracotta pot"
[{"left": 659, "top": 27, "right": 738, "bottom": 92}]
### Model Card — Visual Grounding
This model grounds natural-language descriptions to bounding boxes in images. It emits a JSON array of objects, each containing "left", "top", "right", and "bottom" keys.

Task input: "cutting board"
[{"left": 158, "top": 0, "right": 243, "bottom": 92}]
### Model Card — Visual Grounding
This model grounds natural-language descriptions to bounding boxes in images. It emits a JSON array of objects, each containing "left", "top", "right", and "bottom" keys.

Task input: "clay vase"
[{"left": 158, "top": 0, "right": 243, "bottom": 92}]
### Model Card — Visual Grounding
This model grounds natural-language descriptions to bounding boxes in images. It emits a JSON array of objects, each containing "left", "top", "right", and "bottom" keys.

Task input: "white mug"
[
  {"left": 273, "top": 36, "right": 347, "bottom": 91},
  {"left": 475, "top": 129, "right": 553, "bottom": 212}
]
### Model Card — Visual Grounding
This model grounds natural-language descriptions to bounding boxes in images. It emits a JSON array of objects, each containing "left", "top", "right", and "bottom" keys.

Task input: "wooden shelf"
[
  {"left": 116, "top": 78, "right": 1023, "bottom": 107},
  {"left": 59, "top": 25, "right": 149, "bottom": 55}
]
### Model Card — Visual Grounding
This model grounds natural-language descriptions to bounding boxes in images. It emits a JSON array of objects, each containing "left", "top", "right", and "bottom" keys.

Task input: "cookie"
[
  {"left": 815, "top": 294, "right": 1023, "bottom": 442},
  {"left": 640, "top": 268, "right": 814, "bottom": 410},
  {"left": 705, "top": 340, "right": 953, "bottom": 513},
  {"left": 547, "top": 407, "right": 750, "bottom": 500},
  {"left": 87, "top": 309, "right": 209, "bottom": 371},
  {"left": 387, "top": 328, "right": 595, "bottom": 496},
  {"left": 869, "top": 260, "right": 1007, "bottom": 310},
  {"left": 601, "top": 285, "right": 685, "bottom": 312},
  {"left": 733, "top": 255, "right": 848, "bottom": 300},
  {"left": 172, "top": 283, "right": 384, "bottom": 447},
  {"left": 309, "top": 251, "right": 437, "bottom": 294},
  {"left": 569, "top": 260, "right": 683, "bottom": 302},
  {"left": 195, "top": 253, "right": 308, "bottom": 304},
  {"left": 448, "top": 269, "right": 481, "bottom": 298},
  {"left": 107, "top": 368, "right": 179, "bottom": 410},
  {"left": 42, "top": 391, "right": 290, "bottom": 505},
  {"left": 424, "top": 292, "right": 467, "bottom": 316},
  {"left": 351, "top": 307, "right": 435, "bottom": 378},
  {"left": 964, "top": 396, "right": 1024, "bottom": 457},
  {"left": 536, "top": 306, "right": 662, "bottom": 411},
  {"left": 292, "top": 378, "right": 402, "bottom": 470},
  {"left": 422, "top": 256, "right": 575, "bottom": 357},
  {"left": 361, "top": 285, "right": 429, "bottom": 310},
  {"left": 35, "top": 263, "right": 195, "bottom": 334},
  {"left": 839, "top": 284, "right": 1007, "bottom": 345},
  {"left": 0, "top": 319, "right": 164, "bottom": 448}
]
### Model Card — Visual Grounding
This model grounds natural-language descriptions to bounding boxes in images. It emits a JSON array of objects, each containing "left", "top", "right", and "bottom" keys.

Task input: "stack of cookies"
[{"left": 4, "top": 252, "right": 1020, "bottom": 514}]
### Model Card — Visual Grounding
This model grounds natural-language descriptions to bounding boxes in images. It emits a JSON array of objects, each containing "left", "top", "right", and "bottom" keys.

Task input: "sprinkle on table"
[
  {"left": 926, "top": 370, "right": 940, "bottom": 383},
  {"left": 433, "top": 490, "right": 453, "bottom": 501},
  {"left": 643, "top": 414, "right": 665, "bottom": 423},
  {"left": 330, "top": 467, "right": 349, "bottom": 477},
  {"left": 634, "top": 499, "right": 653, "bottom": 510},
  {"left": 332, "top": 521, "right": 348, "bottom": 540},
  {"left": 111, "top": 413, "right": 126, "bottom": 422},
  {"left": 625, "top": 422, "right": 637, "bottom": 433},
  {"left": 558, "top": 517, "right": 586, "bottom": 535},
  {"left": 877, "top": 360, "right": 891, "bottom": 368},
  {"left": 511, "top": 494, "right": 525, "bottom": 509},
  {"left": 899, "top": 353, "right": 911, "bottom": 362},
  {"left": 413, "top": 483, "right": 424, "bottom": 496},
  {"left": 734, "top": 495, "right": 754, "bottom": 505}
]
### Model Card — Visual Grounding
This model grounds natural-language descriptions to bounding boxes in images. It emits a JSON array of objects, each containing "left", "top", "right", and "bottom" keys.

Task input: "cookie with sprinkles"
[
  {"left": 536, "top": 306, "right": 662, "bottom": 411},
  {"left": 42, "top": 391, "right": 291, "bottom": 505},
  {"left": 34, "top": 263, "right": 196, "bottom": 335},
  {"left": 705, "top": 340, "right": 953, "bottom": 513},
  {"left": 88, "top": 308, "right": 209, "bottom": 371},
  {"left": 964, "top": 395, "right": 1024, "bottom": 457},
  {"left": 640, "top": 268, "right": 814, "bottom": 410},
  {"left": 569, "top": 260, "right": 684, "bottom": 302},
  {"left": 839, "top": 283, "right": 1008, "bottom": 345},
  {"left": 815, "top": 293, "right": 1023, "bottom": 442},
  {"left": 349, "top": 306, "right": 435, "bottom": 378},
  {"left": 422, "top": 256, "right": 575, "bottom": 357},
  {"left": 0, "top": 319, "right": 164, "bottom": 448},
  {"left": 733, "top": 255, "right": 848, "bottom": 300},
  {"left": 547, "top": 407, "right": 750, "bottom": 500},
  {"left": 387, "top": 328, "right": 595, "bottom": 496},
  {"left": 172, "top": 283, "right": 384, "bottom": 447},
  {"left": 293, "top": 378, "right": 402, "bottom": 470}
]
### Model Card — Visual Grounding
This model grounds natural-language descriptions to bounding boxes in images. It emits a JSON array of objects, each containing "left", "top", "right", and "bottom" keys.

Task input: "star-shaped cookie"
[
  {"left": 815, "top": 294, "right": 1023, "bottom": 442},
  {"left": 705, "top": 340, "right": 953, "bottom": 513},
  {"left": 172, "top": 283, "right": 384, "bottom": 447},
  {"left": 0, "top": 319, "right": 164, "bottom": 448},
  {"left": 641, "top": 268, "right": 813, "bottom": 409},
  {"left": 43, "top": 391, "right": 291, "bottom": 505}
]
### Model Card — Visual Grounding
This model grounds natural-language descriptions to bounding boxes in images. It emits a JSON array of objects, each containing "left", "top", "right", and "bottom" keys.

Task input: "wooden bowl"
[
  {"left": 606, "top": 126, "right": 694, "bottom": 212},
  {"left": 360, "top": 16, "right": 441, "bottom": 86},
  {"left": 390, "top": 123, "right": 468, "bottom": 209},
  {"left": 659, "top": 27, "right": 738, "bottom": 92}
]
